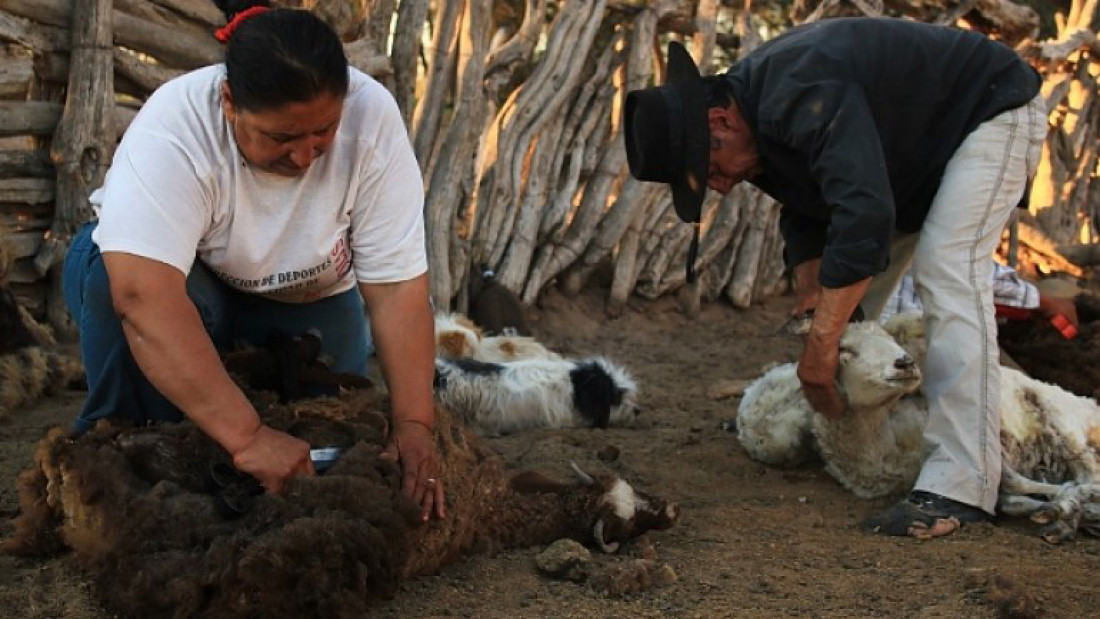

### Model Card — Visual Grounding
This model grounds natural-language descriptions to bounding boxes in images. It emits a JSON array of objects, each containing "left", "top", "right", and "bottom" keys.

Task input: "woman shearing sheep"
[{"left": 61, "top": 1, "right": 444, "bottom": 520}]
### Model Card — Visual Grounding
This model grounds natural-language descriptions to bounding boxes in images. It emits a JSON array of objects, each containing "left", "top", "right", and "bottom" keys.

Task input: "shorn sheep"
[
  {"left": 736, "top": 315, "right": 1100, "bottom": 542},
  {"left": 3, "top": 345, "right": 678, "bottom": 619},
  {"left": 433, "top": 312, "right": 640, "bottom": 435},
  {"left": 0, "top": 230, "right": 83, "bottom": 419}
]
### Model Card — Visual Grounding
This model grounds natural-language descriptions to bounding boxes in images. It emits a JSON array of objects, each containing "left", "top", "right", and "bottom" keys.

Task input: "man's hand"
[
  {"left": 796, "top": 276, "right": 870, "bottom": 419},
  {"left": 381, "top": 420, "right": 446, "bottom": 521},
  {"left": 798, "top": 333, "right": 845, "bottom": 419},
  {"left": 231, "top": 424, "right": 315, "bottom": 494}
]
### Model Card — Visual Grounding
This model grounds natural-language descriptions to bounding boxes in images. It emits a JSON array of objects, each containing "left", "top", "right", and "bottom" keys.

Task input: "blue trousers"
[{"left": 62, "top": 222, "right": 372, "bottom": 433}]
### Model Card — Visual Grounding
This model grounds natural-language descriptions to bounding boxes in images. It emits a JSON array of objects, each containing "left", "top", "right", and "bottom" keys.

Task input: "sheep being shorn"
[
  {"left": 737, "top": 315, "right": 1100, "bottom": 542},
  {"left": 434, "top": 356, "right": 640, "bottom": 435},
  {"left": 4, "top": 374, "right": 677, "bottom": 618}
]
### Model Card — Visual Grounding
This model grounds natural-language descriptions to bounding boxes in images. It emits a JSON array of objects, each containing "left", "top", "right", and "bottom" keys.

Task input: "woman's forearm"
[{"left": 104, "top": 253, "right": 261, "bottom": 455}]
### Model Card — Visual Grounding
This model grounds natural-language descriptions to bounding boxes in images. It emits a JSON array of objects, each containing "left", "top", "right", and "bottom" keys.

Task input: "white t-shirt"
[{"left": 91, "top": 65, "right": 426, "bottom": 303}]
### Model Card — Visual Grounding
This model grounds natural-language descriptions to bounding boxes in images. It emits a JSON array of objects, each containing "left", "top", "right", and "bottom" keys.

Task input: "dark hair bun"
[{"left": 212, "top": 0, "right": 271, "bottom": 21}]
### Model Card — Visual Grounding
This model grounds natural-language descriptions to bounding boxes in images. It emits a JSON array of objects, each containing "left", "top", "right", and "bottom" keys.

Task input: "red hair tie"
[{"left": 214, "top": 6, "right": 271, "bottom": 43}]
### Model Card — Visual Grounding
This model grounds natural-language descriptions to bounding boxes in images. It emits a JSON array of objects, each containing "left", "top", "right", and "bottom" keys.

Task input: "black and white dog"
[{"left": 433, "top": 356, "right": 639, "bottom": 435}]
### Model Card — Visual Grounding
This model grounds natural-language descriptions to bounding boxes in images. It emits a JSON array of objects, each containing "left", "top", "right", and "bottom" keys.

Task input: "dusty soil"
[{"left": 2, "top": 283, "right": 1100, "bottom": 619}]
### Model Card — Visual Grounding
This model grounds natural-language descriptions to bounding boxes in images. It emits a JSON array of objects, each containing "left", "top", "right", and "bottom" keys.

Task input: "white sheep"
[{"left": 736, "top": 314, "right": 1100, "bottom": 542}]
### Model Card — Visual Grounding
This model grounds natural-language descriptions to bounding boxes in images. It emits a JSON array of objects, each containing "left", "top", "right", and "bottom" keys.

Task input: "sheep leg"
[
  {"left": 999, "top": 467, "right": 1068, "bottom": 497},
  {"left": 1038, "top": 518, "right": 1078, "bottom": 544},
  {"left": 999, "top": 467, "right": 1090, "bottom": 542},
  {"left": 1077, "top": 503, "right": 1100, "bottom": 537},
  {"left": 997, "top": 495, "right": 1047, "bottom": 518}
]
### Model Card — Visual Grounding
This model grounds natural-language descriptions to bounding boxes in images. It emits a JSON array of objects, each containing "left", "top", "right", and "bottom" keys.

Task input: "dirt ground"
[{"left": 2, "top": 283, "right": 1100, "bottom": 619}]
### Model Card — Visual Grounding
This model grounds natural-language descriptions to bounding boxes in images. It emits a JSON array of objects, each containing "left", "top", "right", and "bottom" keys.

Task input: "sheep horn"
[
  {"left": 570, "top": 461, "right": 595, "bottom": 486},
  {"left": 592, "top": 518, "right": 620, "bottom": 553}
]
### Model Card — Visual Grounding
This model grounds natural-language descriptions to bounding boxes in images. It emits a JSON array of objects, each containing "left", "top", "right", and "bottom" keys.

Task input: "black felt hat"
[{"left": 624, "top": 41, "right": 709, "bottom": 224}]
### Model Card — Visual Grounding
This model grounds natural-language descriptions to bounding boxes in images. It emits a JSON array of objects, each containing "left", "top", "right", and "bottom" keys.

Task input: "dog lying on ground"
[
  {"left": 434, "top": 355, "right": 640, "bottom": 436},
  {"left": 432, "top": 312, "right": 639, "bottom": 435},
  {"left": 434, "top": 312, "right": 561, "bottom": 363}
]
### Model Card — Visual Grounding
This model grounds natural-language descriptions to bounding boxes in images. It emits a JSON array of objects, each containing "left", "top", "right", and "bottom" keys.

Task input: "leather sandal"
[{"left": 865, "top": 491, "right": 991, "bottom": 538}]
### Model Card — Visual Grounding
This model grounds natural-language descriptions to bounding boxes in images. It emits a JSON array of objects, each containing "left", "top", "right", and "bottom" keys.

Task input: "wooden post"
[{"left": 36, "top": 0, "right": 114, "bottom": 335}]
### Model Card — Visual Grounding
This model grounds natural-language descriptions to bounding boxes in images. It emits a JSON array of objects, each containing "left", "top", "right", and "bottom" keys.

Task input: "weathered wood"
[
  {"left": 115, "top": 0, "right": 214, "bottom": 42},
  {"left": 37, "top": 0, "right": 113, "bottom": 297},
  {"left": 363, "top": 0, "right": 394, "bottom": 51},
  {"left": 148, "top": 0, "right": 223, "bottom": 27},
  {"left": 0, "top": 100, "right": 62, "bottom": 136},
  {"left": 607, "top": 185, "right": 664, "bottom": 313},
  {"left": 482, "top": 0, "right": 546, "bottom": 106},
  {"left": 3, "top": 0, "right": 221, "bottom": 69},
  {"left": 390, "top": 0, "right": 430, "bottom": 123},
  {"left": 0, "top": 49, "right": 33, "bottom": 98},
  {"left": 411, "top": 0, "right": 463, "bottom": 170},
  {"left": 726, "top": 191, "right": 775, "bottom": 308},
  {"left": 636, "top": 224, "right": 692, "bottom": 298},
  {"left": 475, "top": 0, "right": 602, "bottom": 271},
  {"left": 0, "top": 148, "right": 52, "bottom": 177},
  {"left": 692, "top": 0, "right": 719, "bottom": 68},
  {"left": 0, "top": 178, "right": 53, "bottom": 204},
  {"left": 35, "top": 49, "right": 184, "bottom": 97},
  {"left": 344, "top": 39, "right": 393, "bottom": 78},
  {"left": 3, "top": 228, "right": 44, "bottom": 256},
  {"left": 498, "top": 18, "right": 622, "bottom": 295},
  {"left": 0, "top": 7, "right": 70, "bottom": 51},
  {"left": 1013, "top": 213, "right": 1087, "bottom": 276},
  {"left": 1054, "top": 241, "right": 1100, "bottom": 266},
  {"left": 5, "top": 256, "right": 44, "bottom": 283},
  {"left": 529, "top": 0, "right": 679, "bottom": 295},
  {"left": 424, "top": 0, "right": 492, "bottom": 307},
  {"left": 0, "top": 206, "right": 50, "bottom": 231}
]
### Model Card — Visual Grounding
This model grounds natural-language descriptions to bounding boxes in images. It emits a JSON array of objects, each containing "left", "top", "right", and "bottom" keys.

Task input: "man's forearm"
[
  {"left": 792, "top": 258, "right": 823, "bottom": 314},
  {"left": 810, "top": 278, "right": 871, "bottom": 344}
]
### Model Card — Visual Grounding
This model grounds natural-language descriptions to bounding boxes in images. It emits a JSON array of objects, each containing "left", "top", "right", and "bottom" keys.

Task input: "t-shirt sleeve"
[
  {"left": 348, "top": 92, "right": 427, "bottom": 284},
  {"left": 92, "top": 127, "right": 209, "bottom": 275}
]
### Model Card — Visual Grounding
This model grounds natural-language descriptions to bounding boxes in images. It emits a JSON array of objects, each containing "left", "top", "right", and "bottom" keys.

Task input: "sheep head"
[
  {"left": 572, "top": 463, "right": 680, "bottom": 553},
  {"left": 836, "top": 322, "right": 922, "bottom": 410}
]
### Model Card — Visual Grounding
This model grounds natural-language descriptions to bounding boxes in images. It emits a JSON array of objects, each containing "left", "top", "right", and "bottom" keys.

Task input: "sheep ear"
[
  {"left": 592, "top": 519, "right": 620, "bottom": 553},
  {"left": 570, "top": 461, "right": 595, "bottom": 485}
]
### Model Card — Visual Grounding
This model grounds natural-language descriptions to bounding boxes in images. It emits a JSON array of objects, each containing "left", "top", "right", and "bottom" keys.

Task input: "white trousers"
[{"left": 861, "top": 94, "right": 1046, "bottom": 512}]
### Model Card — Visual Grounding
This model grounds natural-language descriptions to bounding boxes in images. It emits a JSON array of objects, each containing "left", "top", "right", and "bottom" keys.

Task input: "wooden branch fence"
[{"left": 0, "top": 0, "right": 1096, "bottom": 333}]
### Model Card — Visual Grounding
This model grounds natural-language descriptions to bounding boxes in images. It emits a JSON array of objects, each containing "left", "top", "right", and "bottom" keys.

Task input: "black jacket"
[{"left": 722, "top": 18, "right": 1040, "bottom": 287}]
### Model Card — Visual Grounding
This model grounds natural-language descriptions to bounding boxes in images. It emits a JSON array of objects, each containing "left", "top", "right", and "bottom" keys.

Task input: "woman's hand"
[
  {"left": 381, "top": 420, "right": 447, "bottom": 522},
  {"left": 231, "top": 424, "right": 315, "bottom": 494}
]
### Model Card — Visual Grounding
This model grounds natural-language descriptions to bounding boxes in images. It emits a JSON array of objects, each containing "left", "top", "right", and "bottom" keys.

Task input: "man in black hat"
[{"left": 625, "top": 18, "right": 1045, "bottom": 539}]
